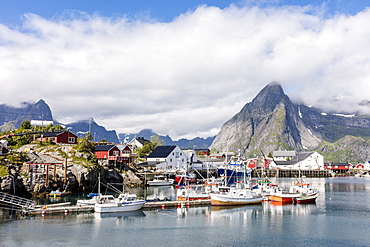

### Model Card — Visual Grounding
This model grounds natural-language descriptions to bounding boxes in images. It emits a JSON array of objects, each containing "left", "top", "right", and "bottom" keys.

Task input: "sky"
[{"left": 0, "top": 0, "right": 370, "bottom": 140}]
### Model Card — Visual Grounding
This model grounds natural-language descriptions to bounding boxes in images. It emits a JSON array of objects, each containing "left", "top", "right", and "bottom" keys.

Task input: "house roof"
[
  {"left": 273, "top": 150, "right": 296, "bottom": 157},
  {"left": 135, "top": 137, "right": 150, "bottom": 145},
  {"left": 39, "top": 131, "right": 76, "bottom": 138},
  {"left": 147, "top": 145, "right": 177, "bottom": 158},
  {"left": 274, "top": 152, "right": 314, "bottom": 166},
  {"left": 116, "top": 144, "right": 130, "bottom": 151},
  {"left": 95, "top": 145, "right": 116, "bottom": 151}
]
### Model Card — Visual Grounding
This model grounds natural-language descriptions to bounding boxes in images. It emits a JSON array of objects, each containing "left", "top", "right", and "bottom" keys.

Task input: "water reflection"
[
  {"left": 94, "top": 210, "right": 146, "bottom": 219},
  {"left": 208, "top": 205, "right": 263, "bottom": 227},
  {"left": 176, "top": 206, "right": 211, "bottom": 218}
]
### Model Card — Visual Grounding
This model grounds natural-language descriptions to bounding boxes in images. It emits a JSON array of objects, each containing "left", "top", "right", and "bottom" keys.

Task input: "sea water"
[{"left": 0, "top": 177, "right": 370, "bottom": 247}]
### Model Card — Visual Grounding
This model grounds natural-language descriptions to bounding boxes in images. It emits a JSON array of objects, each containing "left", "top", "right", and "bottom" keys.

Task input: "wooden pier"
[
  {"left": 252, "top": 169, "right": 332, "bottom": 178},
  {"left": 22, "top": 204, "right": 94, "bottom": 216}
]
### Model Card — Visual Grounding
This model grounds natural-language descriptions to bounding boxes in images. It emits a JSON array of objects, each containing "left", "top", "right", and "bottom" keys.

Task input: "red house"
[
  {"left": 95, "top": 144, "right": 137, "bottom": 165},
  {"left": 37, "top": 131, "right": 78, "bottom": 144},
  {"left": 95, "top": 145, "right": 121, "bottom": 160},
  {"left": 324, "top": 163, "right": 351, "bottom": 170}
]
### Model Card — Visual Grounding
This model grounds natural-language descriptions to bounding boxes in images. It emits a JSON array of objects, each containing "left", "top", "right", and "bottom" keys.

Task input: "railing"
[{"left": 0, "top": 191, "right": 34, "bottom": 209}]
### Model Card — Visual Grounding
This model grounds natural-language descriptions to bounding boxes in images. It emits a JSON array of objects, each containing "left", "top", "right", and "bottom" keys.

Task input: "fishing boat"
[
  {"left": 147, "top": 175, "right": 174, "bottom": 186},
  {"left": 94, "top": 193, "right": 146, "bottom": 213},
  {"left": 175, "top": 170, "right": 197, "bottom": 185},
  {"left": 292, "top": 176, "right": 319, "bottom": 204},
  {"left": 295, "top": 193, "right": 318, "bottom": 204},
  {"left": 177, "top": 184, "right": 210, "bottom": 201},
  {"left": 210, "top": 185, "right": 263, "bottom": 206},
  {"left": 269, "top": 188, "right": 301, "bottom": 204},
  {"left": 210, "top": 163, "right": 263, "bottom": 206}
]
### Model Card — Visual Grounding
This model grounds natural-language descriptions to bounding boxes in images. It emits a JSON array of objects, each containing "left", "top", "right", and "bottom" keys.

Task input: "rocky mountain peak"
[
  {"left": 250, "top": 81, "right": 286, "bottom": 110},
  {"left": 210, "top": 82, "right": 321, "bottom": 156}
]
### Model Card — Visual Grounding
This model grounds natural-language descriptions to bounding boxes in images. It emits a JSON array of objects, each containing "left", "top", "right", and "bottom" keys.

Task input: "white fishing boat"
[
  {"left": 147, "top": 175, "right": 174, "bottom": 186},
  {"left": 94, "top": 193, "right": 146, "bottom": 213},
  {"left": 210, "top": 185, "right": 263, "bottom": 206}
]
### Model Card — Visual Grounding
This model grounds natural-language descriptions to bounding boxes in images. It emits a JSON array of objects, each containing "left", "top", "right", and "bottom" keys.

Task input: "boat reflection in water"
[
  {"left": 266, "top": 201, "right": 318, "bottom": 216},
  {"left": 176, "top": 206, "right": 211, "bottom": 218},
  {"left": 94, "top": 210, "right": 146, "bottom": 219},
  {"left": 208, "top": 205, "right": 263, "bottom": 225}
]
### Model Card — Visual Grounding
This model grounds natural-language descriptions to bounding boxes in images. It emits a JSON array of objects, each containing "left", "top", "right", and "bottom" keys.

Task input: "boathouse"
[{"left": 270, "top": 151, "right": 324, "bottom": 170}]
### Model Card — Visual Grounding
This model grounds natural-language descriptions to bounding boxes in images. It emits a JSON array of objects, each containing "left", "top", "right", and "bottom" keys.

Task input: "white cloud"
[{"left": 1, "top": 5, "right": 370, "bottom": 140}]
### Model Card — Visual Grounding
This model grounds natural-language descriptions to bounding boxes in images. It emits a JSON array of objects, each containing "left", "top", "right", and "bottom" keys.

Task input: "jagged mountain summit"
[
  {"left": 0, "top": 99, "right": 53, "bottom": 131},
  {"left": 210, "top": 82, "right": 370, "bottom": 162}
]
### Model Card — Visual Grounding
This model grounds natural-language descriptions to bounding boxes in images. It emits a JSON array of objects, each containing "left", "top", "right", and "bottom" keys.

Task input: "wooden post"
[
  {"left": 64, "top": 157, "right": 67, "bottom": 184},
  {"left": 53, "top": 163, "right": 56, "bottom": 178},
  {"left": 45, "top": 164, "right": 49, "bottom": 186}
]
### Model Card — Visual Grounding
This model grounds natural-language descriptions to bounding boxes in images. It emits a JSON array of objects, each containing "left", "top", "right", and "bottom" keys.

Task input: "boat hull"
[
  {"left": 177, "top": 195, "right": 210, "bottom": 201},
  {"left": 295, "top": 194, "right": 318, "bottom": 204},
  {"left": 94, "top": 200, "right": 146, "bottom": 213},
  {"left": 270, "top": 193, "right": 301, "bottom": 203},
  {"left": 147, "top": 181, "right": 173, "bottom": 186},
  {"left": 210, "top": 194, "right": 263, "bottom": 206}
]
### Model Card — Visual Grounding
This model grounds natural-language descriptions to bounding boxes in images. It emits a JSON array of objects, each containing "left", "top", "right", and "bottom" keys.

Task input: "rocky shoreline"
[{"left": 0, "top": 144, "right": 143, "bottom": 199}]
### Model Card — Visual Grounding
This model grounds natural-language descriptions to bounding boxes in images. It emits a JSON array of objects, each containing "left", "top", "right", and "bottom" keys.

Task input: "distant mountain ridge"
[
  {"left": 0, "top": 100, "right": 213, "bottom": 147},
  {"left": 118, "top": 129, "right": 214, "bottom": 149},
  {"left": 210, "top": 82, "right": 370, "bottom": 163}
]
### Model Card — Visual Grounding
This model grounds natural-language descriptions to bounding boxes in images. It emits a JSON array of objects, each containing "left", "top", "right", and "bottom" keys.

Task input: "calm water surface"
[{"left": 1, "top": 177, "right": 370, "bottom": 247}]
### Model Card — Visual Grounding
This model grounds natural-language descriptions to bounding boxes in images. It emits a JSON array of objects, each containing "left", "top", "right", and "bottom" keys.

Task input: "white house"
[
  {"left": 128, "top": 137, "right": 150, "bottom": 151},
  {"left": 270, "top": 151, "right": 324, "bottom": 170},
  {"left": 146, "top": 145, "right": 188, "bottom": 171},
  {"left": 30, "top": 120, "right": 54, "bottom": 127}
]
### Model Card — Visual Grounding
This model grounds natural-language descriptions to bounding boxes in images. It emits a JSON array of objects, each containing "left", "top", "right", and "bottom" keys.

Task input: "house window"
[
  {"left": 156, "top": 159, "right": 160, "bottom": 164},
  {"left": 113, "top": 151, "right": 119, "bottom": 156},
  {"left": 68, "top": 137, "right": 75, "bottom": 143},
  {"left": 170, "top": 158, "right": 172, "bottom": 162},
  {"left": 175, "top": 152, "right": 179, "bottom": 158}
]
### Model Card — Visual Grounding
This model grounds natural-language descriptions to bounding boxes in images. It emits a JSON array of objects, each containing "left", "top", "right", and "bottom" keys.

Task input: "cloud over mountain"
[{"left": 1, "top": 5, "right": 370, "bottom": 139}]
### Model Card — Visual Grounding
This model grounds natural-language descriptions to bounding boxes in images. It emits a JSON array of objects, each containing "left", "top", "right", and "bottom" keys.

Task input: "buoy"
[
  {"left": 161, "top": 204, "right": 165, "bottom": 209},
  {"left": 177, "top": 203, "right": 181, "bottom": 208},
  {"left": 64, "top": 209, "right": 69, "bottom": 214},
  {"left": 42, "top": 210, "right": 46, "bottom": 216},
  {"left": 187, "top": 202, "right": 190, "bottom": 207}
]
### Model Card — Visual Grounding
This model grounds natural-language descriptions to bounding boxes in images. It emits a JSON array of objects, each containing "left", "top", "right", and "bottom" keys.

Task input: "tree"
[
  {"left": 20, "top": 121, "right": 31, "bottom": 130},
  {"left": 150, "top": 135, "right": 164, "bottom": 146},
  {"left": 137, "top": 142, "right": 157, "bottom": 158},
  {"left": 76, "top": 132, "right": 95, "bottom": 153}
]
